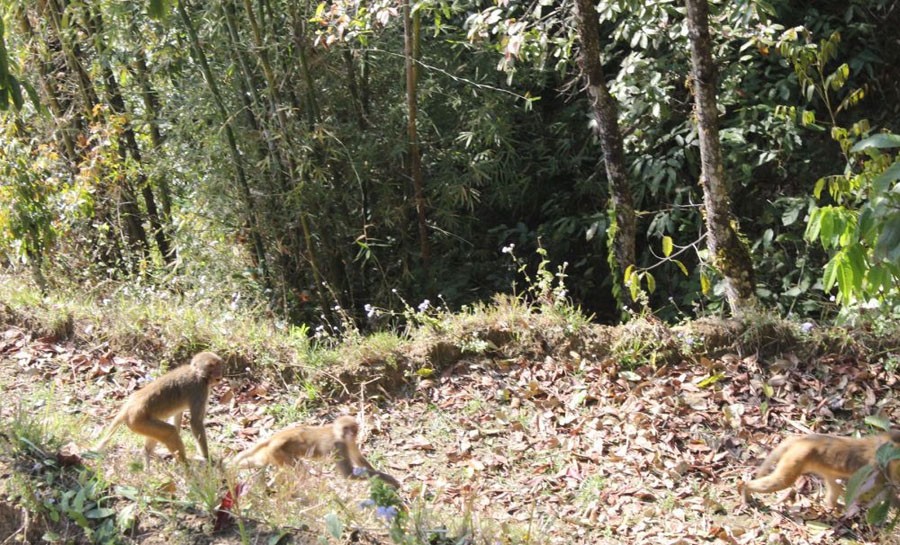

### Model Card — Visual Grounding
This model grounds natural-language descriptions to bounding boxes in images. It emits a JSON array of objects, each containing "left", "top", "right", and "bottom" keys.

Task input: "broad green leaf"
[
  {"left": 117, "top": 503, "right": 137, "bottom": 532},
  {"left": 851, "top": 133, "right": 900, "bottom": 152},
  {"left": 872, "top": 161, "right": 900, "bottom": 194},
  {"left": 700, "top": 273, "right": 710, "bottom": 295},
  {"left": 846, "top": 244, "right": 867, "bottom": 293},
  {"left": 85, "top": 507, "right": 116, "bottom": 519},
  {"left": 662, "top": 236, "right": 673, "bottom": 257},
  {"left": 875, "top": 214, "right": 900, "bottom": 263},
  {"left": 864, "top": 414, "right": 891, "bottom": 431},
  {"left": 8, "top": 76, "right": 22, "bottom": 110},
  {"left": 629, "top": 274, "right": 640, "bottom": 302},
  {"left": 805, "top": 207, "right": 822, "bottom": 241},
  {"left": 645, "top": 272, "right": 656, "bottom": 294},
  {"left": 837, "top": 253, "right": 855, "bottom": 299},
  {"left": 876, "top": 442, "right": 900, "bottom": 468},
  {"left": 866, "top": 497, "right": 890, "bottom": 525},
  {"left": 844, "top": 464, "right": 876, "bottom": 506},
  {"left": 819, "top": 207, "right": 835, "bottom": 248},
  {"left": 325, "top": 513, "right": 344, "bottom": 538},
  {"left": 823, "top": 254, "right": 839, "bottom": 291}
]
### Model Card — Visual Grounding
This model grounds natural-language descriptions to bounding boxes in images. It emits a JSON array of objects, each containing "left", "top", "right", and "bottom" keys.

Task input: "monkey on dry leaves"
[
  {"left": 232, "top": 415, "right": 401, "bottom": 488},
  {"left": 742, "top": 430, "right": 900, "bottom": 509},
  {"left": 96, "top": 351, "right": 225, "bottom": 465}
]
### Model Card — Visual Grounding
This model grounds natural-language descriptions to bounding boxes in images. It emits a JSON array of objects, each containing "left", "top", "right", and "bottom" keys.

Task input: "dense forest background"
[{"left": 1, "top": 0, "right": 899, "bottom": 328}]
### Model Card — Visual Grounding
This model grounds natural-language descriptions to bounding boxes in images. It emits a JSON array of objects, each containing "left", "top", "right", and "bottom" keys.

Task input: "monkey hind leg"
[
  {"left": 143, "top": 438, "right": 160, "bottom": 467},
  {"left": 130, "top": 418, "right": 187, "bottom": 463},
  {"left": 744, "top": 457, "right": 806, "bottom": 503}
]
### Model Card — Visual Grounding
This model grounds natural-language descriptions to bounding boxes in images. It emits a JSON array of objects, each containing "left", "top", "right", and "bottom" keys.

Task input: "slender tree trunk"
[
  {"left": 343, "top": 50, "right": 369, "bottom": 130},
  {"left": 130, "top": 31, "right": 176, "bottom": 258},
  {"left": 683, "top": 0, "right": 756, "bottom": 316},
  {"left": 572, "top": 0, "right": 637, "bottom": 312},
  {"left": 177, "top": 0, "right": 272, "bottom": 291},
  {"left": 402, "top": 0, "right": 431, "bottom": 270},
  {"left": 18, "top": 11, "right": 77, "bottom": 165},
  {"left": 239, "top": 0, "right": 329, "bottom": 311},
  {"left": 85, "top": 7, "right": 170, "bottom": 265},
  {"left": 44, "top": 0, "right": 148, "bottom": 272},
  {"left": 290, "top": 6, "right": 320, "bottom": 127}
]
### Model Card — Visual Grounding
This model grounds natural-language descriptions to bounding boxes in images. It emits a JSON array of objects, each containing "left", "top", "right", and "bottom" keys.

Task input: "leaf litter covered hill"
[{"left": 2, "top": 302, "right": 900, "bottom": 545}]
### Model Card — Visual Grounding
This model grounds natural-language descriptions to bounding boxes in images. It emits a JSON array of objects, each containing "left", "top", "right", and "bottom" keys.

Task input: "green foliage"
[
  {"left": 2, "top": 0, "right": 900, "bottom": 325},
  {"left": 844, "top": 441, "right": 900, "bottom": 527},
  {"left": 0, "top": 134, "right": 57, "bottom": 266},
  {"left": 1, "top": 408, "right": 124, "bottom": 544},
  {"left": 804, "top": 133, "right": 900, "bottom": 309}
]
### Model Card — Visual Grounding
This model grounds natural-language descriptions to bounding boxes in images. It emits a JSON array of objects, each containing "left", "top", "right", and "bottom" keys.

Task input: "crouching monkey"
[{"left": 233, "top": 416, "right": 401, "bottom": 488}]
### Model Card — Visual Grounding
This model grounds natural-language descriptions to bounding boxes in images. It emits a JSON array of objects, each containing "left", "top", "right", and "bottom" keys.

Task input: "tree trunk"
[
  {"left": 402, "top": 0, "right": 431, "bottom": 270},
  {"left": 130, "top": 33, "right": 176, "bottom": 260},
  {"left": 44, "top": 0, "right": 149, "bottom": 272},
  {"left": 177, "top": 0, "right": 272, "bottom": 291},
  {"left": 683, "top": 0, "right": 756, "bottom": 316},
  {"left": 572, "top": 0, "right": 637, "bottom": 312}
]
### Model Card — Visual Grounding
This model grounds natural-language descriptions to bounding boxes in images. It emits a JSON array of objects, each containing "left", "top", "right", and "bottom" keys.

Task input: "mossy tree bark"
[
  {"left": 572, "top": 0, "right": 637, "bottom": 312},
  {"left": 684, "top": 0, "right": 757, "bottom": 316}
]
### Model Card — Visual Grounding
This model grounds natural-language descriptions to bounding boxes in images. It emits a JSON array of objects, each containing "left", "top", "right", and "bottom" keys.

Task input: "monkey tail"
[
  {"left": 94, "top": 413, "right": 125, "bottom": 451},
  {"left": 755, "top": 437, "right": 797, "bottom": 477}
]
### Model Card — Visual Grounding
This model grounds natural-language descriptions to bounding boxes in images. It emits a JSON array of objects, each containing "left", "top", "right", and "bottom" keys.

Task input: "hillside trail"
[{"left": 2, "top": 324, "right": 900, "bottom": 544}]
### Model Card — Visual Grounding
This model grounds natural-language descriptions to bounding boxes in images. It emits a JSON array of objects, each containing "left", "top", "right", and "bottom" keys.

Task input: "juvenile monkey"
[
  {"left": 232, "top": 416, "right": 401, "bottom": 488},
  {"left": 96, "top": 351, "right": 225, "bottom": 465},
  {"left": 743, "top": 430, "right": 900, "bottom": 508}
]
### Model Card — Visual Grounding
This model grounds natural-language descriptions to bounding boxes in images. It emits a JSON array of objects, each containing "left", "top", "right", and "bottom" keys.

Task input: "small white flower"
[
  {"left": 418, "top": 299, "right": 430, "bottom": 312},
  {"left": 501, "top": 244, "right": 515, "bottom": 254},
  {"left": 800, "top": 322, "right": 814, "bottom": 333}
]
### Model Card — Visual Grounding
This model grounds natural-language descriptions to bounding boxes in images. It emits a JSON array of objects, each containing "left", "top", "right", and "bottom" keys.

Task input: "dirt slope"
[{"left": 2, "top": 321, "right": 900, "bottom": 544}]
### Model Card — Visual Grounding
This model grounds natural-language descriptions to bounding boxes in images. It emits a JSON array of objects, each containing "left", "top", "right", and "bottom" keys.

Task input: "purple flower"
[
  {"left": 375, "top": 505, "right": 399, "bottom": 521},
  {"left": 800, "top": 322, "right": 814, "bottom": 333}
]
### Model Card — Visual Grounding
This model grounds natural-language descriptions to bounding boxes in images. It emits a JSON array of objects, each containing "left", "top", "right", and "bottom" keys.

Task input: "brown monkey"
[
  {"left": 742, "top": 431, "right": 900, "bottom": 508},
  {"left": 96, "top": 351, "right": 225, "bottom": 465},
  {"left": 232, "top": 416, "right": 401, "bottom": 488}
]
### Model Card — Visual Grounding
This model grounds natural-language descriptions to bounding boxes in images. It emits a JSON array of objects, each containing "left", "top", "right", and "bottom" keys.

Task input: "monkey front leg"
[
  {"left": 188, "top": 412, "right": 211, "bottom": 461},
  {"left": 824, "top": 478, "right": 843, "bottom": 508}
]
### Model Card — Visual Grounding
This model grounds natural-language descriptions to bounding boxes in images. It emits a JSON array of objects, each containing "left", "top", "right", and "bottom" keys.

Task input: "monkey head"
[
  {"left": 333, "top": 416, "right": 359, "bottom": 441},
  {"left": 191, "top": 351, "right": 225, "bottom": 385}
]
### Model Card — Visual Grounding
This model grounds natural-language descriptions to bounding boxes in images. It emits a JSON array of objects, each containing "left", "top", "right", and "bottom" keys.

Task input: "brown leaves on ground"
[{"left": 2, "top": 324, "right": 900, "bottom": 544}]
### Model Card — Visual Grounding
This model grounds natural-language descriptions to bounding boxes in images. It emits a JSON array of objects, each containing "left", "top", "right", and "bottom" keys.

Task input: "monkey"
[
  {"left": 95, "top": 351, "right": 225, "bottom": 465},
  {"left": 742, "top": 430, "right": 900, "bottom": 509},
  {"left": 232, "top": 415, "right": 401, "bottom": 488}
]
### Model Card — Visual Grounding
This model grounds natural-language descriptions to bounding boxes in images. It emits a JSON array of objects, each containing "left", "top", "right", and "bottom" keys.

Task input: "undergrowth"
[{"left": 3, "top": 262, "right": 900, "bottom": 543}]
